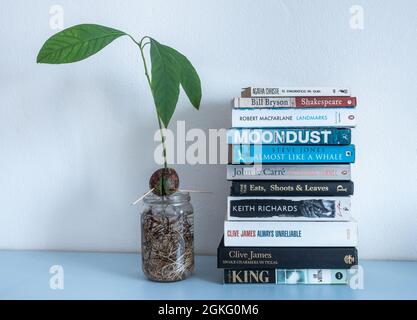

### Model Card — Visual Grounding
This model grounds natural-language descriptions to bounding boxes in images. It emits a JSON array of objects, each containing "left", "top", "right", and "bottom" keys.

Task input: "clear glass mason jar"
[{"left": 141, "top": 192, "right": 194, "bottom": 282}]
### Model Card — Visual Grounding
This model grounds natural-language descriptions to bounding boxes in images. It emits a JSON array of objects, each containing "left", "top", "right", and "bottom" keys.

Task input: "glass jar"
[{"left": 141, "top": 192, "right": 194, "bottom": 282}]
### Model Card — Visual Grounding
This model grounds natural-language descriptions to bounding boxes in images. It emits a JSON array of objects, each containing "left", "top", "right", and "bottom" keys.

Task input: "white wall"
[{"left": 1, "top": 0, "right": 416, "bottom": 260}]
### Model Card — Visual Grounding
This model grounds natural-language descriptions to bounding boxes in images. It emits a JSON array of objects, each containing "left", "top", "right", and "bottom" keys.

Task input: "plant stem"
[
  {"left": 136, "top": 36, "right": 168, "bottom": 169},
  {"left": 156, "top": 114, "right": 168, "bottom": 169}
]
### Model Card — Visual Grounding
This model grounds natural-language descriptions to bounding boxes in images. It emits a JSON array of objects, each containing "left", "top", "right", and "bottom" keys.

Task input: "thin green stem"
[
  {"left": 127, "top": 34, "right": 141, "bottom": 47},
  {"left": 132, "top": 36, "right": 168, "bottom": 169},
  {"left": 141, "top": 41, "right": 150, "bottom": 50}
]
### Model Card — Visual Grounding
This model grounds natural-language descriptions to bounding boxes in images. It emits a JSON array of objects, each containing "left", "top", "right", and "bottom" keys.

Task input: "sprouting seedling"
[{"left": 37, "top": 24, "right": 202, "bottom": 197}]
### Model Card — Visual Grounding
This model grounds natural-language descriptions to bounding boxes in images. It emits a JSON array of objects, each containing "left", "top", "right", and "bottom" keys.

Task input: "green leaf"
[
  {"left": 163, "top": 46, "right": 202, "bottom": 109},
  {"left": 37, "top": 24, "right": 126, "bottom": 64},
  {"left": 150, "top": 39, "right": 181, "bottom": 127}
]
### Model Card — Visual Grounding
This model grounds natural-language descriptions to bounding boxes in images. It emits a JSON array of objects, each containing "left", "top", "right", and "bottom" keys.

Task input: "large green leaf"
[
  {"left": 163, "top": 45, "right": 202, "bottom": 109},
  {"left": 37, "top": 24, "right": 126, "bottom": 64},
  {"left": 150, "top": 39, "right": 181, "bottom": 127}
]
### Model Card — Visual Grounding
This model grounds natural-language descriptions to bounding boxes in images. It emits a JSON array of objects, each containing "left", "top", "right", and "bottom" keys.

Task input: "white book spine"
[
  {"left": 234, "top": 97, "right": 296, "bottom": 108},
  {"left": 231, "top": 109, "right": 356, "bottom": 128},
  {"left": 242, "top": 87, "right": 350, "bottom": 97},
  {"left": 227, "top": 164, "right": 351, "bottom": 181},
  {"left": 227, "top": 197, "right": 351, "bottom": 221},
  {"left": 224, "top": 220, "right": 358, "bottom": 247}
]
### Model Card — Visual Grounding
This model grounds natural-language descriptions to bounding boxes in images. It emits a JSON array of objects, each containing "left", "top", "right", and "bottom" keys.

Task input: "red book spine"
[{"left": 294, "top": 97, "right": 357, "bottom": 108}]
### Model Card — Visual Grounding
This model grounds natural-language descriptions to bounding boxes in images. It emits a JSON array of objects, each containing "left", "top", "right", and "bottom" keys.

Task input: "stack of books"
[{"left": 217, "top": 87, "right": 358, "bottom": 285}]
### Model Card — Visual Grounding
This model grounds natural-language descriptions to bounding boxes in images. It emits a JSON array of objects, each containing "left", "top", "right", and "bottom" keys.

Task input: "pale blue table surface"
[{"left": 0, "top": 251, "right": 416, "bottom": 300}]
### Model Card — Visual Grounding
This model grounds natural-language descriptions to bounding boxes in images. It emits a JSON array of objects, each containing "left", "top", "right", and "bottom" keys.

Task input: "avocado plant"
[{"left": 37, "top": 24, "right": 202, "bottom": 196}]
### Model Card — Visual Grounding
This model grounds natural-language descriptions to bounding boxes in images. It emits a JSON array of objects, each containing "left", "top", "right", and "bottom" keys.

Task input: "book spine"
[
  {"left": 234, "top": 97, "right": 357, "bottom": 108},
  {"left": 230, "top": 145, "right": 355, "bottom": 164},
  {"left": 223, "top": 269, "right": 348, "bottom": 284},
  {"left": 227, "top": 128, "right": 351, "bottom": 145},
  {"left": 224, "top": 220, "right": 358, "bottom": 247},
  {"left": 224, "top": 268, "right": 276, "bottom": 284},
  {"left": 241, "top": 87, "right": 351, "bottom": 97},
  {"left": 227, "top": 197, "right": 351, "bottom": 221},
  {"left": 231, "top": 108, "right": 356, "bottom": 128},
  {"left": 217, "top": 244, "right": 358, "bottom": 269},
  {"left": 231, "top": 181, "right": 354, "bottom": 196},
  {"left": 227, "top": 164, "right": 352, "bottom": 180}
]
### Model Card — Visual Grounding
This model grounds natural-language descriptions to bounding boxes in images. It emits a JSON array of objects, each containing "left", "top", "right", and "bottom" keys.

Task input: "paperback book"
[
  {"left": 224, "top": 220, "right": 358, "bottom": 247},
  {"left": 223, "top": 268, "right": 348, "bottom": 285},
  {"left": 227, "top": 197, "right": 351, "bottom": 221},
  {"left": 232, "top": 108, "right": 356, "bottom": 128},
  {"left": 217, "top": 238, "right": 358, "bottom": 269},
  {"left": 227, "top": 164, "right": 351, "bottom": 180},
  {"left": 241, "top": 87, "right": 351, "bottom": 97},
  {"left": 230, "top": 181, "right": 354, "bottom": 196},
  {"left": 234, "top": 97, "right": 357, "bottom": 109},
  {"left": 229, "top": 145, "right": 355, "bottom": 164},
  {"left": 227, "top": 128, "right": 351, "bottom": 145}
]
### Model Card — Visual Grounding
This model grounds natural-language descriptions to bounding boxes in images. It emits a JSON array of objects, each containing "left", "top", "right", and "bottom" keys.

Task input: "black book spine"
[
  {"left": 228, "top": 198, "right": 350, "bottom": 219},
  {"left": 224, "top": 269, "right": 276, "bottom": 284},
  {"left": 231, "top": 180, "right": 354, "bottom": 196},
  {"left": 217, "top": 242, "right": 358, "bottom": 269}
]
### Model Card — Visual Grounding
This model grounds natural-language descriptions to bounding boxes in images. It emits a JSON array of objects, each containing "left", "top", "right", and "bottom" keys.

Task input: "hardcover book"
[
  {"left": 217, "top": 238, "right": 358, "bottom": 269},
  {"left": 223, "top": 268, "right": 348, "bottom": 284},
  {"left": 224, "top": 220, "right": 358, "bottom": 247},
  {"left": 229, "top": 145, "right": 355, "bottom": 164},
  {"left": 227, "top": 197, "right": 351, "bottom": 221},
  {"left": 232, "top": 108, "right": 356, "bottom": 128},
  {"left": 241, "top": 87, "right": 351, "bottom": 97},
  {"left": 227, "top": 164, "right": 351, "bottom": 180},
  {"left": 230, "top": 181, "right": 354, "bottom": 196},
  {"left": 227, "top": 128, "right": 351, "bottom": 145},
  {"left": 234, "top": 97, "right": 357, "bottom": 109}
]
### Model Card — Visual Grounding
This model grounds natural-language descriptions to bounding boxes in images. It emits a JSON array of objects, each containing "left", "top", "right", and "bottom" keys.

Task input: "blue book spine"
[
  {"left": 230, "top": 145, "right": 355, "bottom": 164},
  {"left": 227, "top": 128, "right": 351, "bottom": 145}
]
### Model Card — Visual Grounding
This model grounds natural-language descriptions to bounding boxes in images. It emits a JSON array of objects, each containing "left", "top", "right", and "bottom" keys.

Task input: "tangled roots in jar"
[{"left": 142, "top": 211, "right": 194, "bottom": 282}]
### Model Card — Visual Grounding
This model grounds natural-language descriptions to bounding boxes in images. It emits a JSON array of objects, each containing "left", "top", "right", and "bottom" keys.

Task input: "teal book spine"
[
  {"left": 230, "top": 145, "right": 355, "bottom": 164},
  {"left": 227, "top": 128, "right": 351, "bottom": 145}
]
